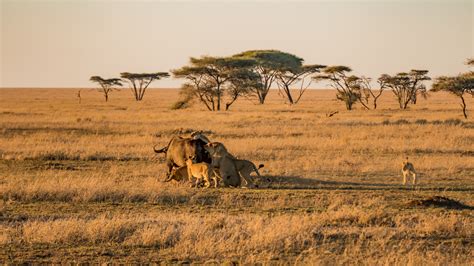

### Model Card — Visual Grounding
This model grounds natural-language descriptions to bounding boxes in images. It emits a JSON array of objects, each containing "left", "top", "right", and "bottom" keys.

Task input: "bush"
[{"left": 171, "top": 99, "right": 191, "bottom": 110}]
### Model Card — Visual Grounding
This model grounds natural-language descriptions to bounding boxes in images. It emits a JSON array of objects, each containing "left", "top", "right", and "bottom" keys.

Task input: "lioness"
[
  {"left": 234, "top": 159, "right": 265, "bottom": 186},
  {"left": 402, "top": 157, "right": 417, "bottom": 185},
  {"left": 185, "top": 158, "right": 217, "bottom": 188},
  {"left": 205, "top": 142, "right": 261, "bottom": 188}
]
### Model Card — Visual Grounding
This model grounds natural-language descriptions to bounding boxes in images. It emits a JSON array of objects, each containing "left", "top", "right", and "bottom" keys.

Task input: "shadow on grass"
[
  {"left": 407, "top": 196, "right": 474, "bottom": 210},
  {"left": 260, "top": 175, "right": 474, "bottom": 192}
]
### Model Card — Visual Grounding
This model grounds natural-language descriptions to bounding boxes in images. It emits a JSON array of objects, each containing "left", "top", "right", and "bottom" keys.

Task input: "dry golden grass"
[{"left": 0, "top": 88, "right": 473, "bottom": 263}]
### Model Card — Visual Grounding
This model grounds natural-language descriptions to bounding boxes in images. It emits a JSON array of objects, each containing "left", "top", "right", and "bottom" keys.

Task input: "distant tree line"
[
  {"left": 89, "top": 50, "right": 473, "bottom": 118},
  {"left": 90, "top": 72, "right": 169, "bottom": 102}
]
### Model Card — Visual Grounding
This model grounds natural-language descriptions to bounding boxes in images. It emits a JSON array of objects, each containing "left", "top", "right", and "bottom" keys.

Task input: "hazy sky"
[{"left": 1, "top": 0, "right": 473, "bottom": 88}]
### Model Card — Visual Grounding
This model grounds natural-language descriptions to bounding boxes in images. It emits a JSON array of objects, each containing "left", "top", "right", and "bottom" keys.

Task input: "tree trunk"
[
  {"left": 403, "top": 101, "right": 409, "bottom": 109},
  {"left": 358, "top": 99, "right": 370, "bottom": 110},
  {"left": 345, "top": 100, "right": 352, "bottom": 110},
  {"left": 398, "top": 98, "right": 407, "bottom": 109},
  {"left": 373, "top": 100, "right": 377, "bottom": 110},
  {"left": 216, "top": 85, "right": 221, "bottom": 111},
  {"left": 257, "top": 78, "right": 271, "bottom": 104},
  {"left": 225, "top": 95, "right": 238, "bottom": 111},
  {"left": 105, "top": 93, "right": 108, "bottom": 102},
  {"left": 284, "top": 85, "right": 294, "bottom": 104},
  {"left": 460, "top": 95, "right": 468, "bottom": 119}
]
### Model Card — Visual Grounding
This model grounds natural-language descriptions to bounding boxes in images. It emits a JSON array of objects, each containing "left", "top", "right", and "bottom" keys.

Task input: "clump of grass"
[
  {"left": 414, "top": 119, "right": 428, "bottom": 125},
  {"left": 443, "top": 118, "right": 463, "bottom": 126},
  {"left": 392, "top": 119, "right": 410, "bottom": 125}
]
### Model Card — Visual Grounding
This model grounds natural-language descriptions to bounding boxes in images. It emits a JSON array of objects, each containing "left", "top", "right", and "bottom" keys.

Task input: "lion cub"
[
  {"left": 402, "top": 157, "right": 417, "bottom": 185},
  {"left": 185, "top": 158, "right": 217, "bottom": 188},
  {"left": 166, "top": 166, "right": 188, "bottom": 183}
]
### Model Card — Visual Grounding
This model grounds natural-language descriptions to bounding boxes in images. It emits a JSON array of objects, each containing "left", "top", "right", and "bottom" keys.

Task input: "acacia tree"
[
  {"left": 314, "top": 66, "right": 364, "bottom": 110},
  {"left": 357, "top": 76, "right": 387, "bottom": 110},
  {"left": 379, "top": 70, "right": 430, "bottom": 109},
  {"left": 232, "top": 50, "right": 303, "bottom": 104},
  {"left": 120, "top": 72, "right": 169, "bottom": 101},
  {"left": 275, "top": 64, "right": 326, "bottom": 105},
  {"left": 432, "top": 59, "right": 474, "bottom": 118},
  {"left": 172, "top": 56, "right": 255, "bottom": 111},
  {"left": 89, "top": 76, "right": 122, "bottom": 102}
]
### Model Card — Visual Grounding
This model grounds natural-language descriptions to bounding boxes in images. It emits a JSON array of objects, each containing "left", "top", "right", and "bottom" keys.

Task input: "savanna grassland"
[{"left": 0, "top": 88, "right": 473, "bottom": 264}]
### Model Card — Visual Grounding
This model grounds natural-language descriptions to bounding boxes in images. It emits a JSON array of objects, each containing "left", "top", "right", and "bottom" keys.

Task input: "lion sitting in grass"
[{"left": 402, "top": 157, "right": 417, "bottom": 185}]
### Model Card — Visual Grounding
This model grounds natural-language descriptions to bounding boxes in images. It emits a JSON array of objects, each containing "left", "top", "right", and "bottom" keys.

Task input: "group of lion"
[
  {"left": 158, "top": 132, "right": 265, "bottom": 188},
  {"left": 155, "top": 131, "right": 419, "bottom": 188}
]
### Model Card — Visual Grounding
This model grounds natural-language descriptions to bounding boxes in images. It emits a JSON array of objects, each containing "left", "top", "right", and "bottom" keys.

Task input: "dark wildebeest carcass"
[{"left": 154, "top": 136, "right": 211, "bottom": 181}]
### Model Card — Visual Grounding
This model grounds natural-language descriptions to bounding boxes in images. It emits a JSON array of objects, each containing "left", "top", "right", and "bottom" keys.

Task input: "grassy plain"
[{"left": 0, "top": 88, "right": 473, "bottom": 264}]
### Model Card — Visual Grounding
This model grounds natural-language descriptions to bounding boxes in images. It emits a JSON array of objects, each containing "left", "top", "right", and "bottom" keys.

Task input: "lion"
[
  {"left": 167, "top": 164, "right": 221, "bottom": 187},
  {"left": 166, "top": 165, "right": 189, "bottom": 183},
  {"left": 205, "top": 142, "right": 262, "bottom": 188},
  {"left": 234, "top": 159, "right": 265, "bottom": 186},
  {"left": 402, "top": 157, "right": 417, "bottom": 185},
  {"left": 185, "top": 158, "right": 218, "bottom": 188}
]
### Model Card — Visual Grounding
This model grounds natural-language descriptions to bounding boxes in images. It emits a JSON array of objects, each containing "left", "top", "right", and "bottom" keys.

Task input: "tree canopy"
[
  {"left": 232, "top": 50, "right": 304, "bottom": 104},
  {"left": 379, "top": 70, "right": 430, "bottom": 109},
  {"left": 120, "top": 72, "right": 169, "bottom": 101},
  {"left": 89, "top": 76, "right": 123, "bottom": 102},
  {"left": 314, "top": 66, "right": 363, "bottom": 110}
]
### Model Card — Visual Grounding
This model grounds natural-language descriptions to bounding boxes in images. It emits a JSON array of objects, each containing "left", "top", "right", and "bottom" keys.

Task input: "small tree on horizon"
[
  {"left": 89, "top": 76, "right": 122, "bottom": 102},
  {"left": 120, "top": 72, "right": 169, "bottom": 101},
  {"left": 432, "top": 59, "right": 474, "bottom": 119},
  {"left": 314, "top": 66, "right": 363, "bottom": 110},
  {"left": 379, "top": 70, "right": 430, "bottom": 109},
  {"left": 359, "top": 76, "right": 386, "bottom": 110}
]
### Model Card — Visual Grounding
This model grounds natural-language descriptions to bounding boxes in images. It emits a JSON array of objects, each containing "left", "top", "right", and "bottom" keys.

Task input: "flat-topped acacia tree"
[
  {"left": 379, "top": 70, "right": 430, "bottom": 109},
  {"left": 172, "top": 56, "right": 256, "bottom": 111},
  {"left": 432, "top": 59, "right": 474, "bottom": 118},
  {"left": 120, "top": 72, "right": 169, "bottom": 101},
  {"left": 89, "top": 76, "right": 122, "bottom": 102},
  {"left": 232, "top": 50, "right": 305, "bottom": 104},
  {"left": 314, "top": 66, "right": 363, "bottom": 110}
]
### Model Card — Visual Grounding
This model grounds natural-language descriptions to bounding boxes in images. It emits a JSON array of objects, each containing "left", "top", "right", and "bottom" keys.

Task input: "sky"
[{"left": 1, "top": 0, "right": 473, "bottom": 88}]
